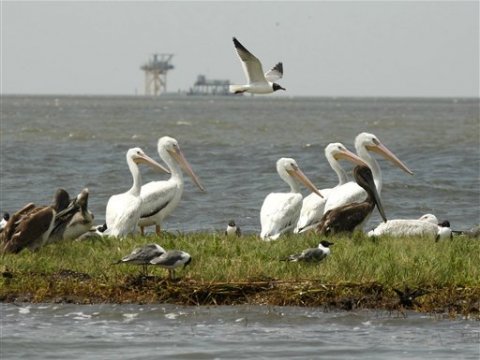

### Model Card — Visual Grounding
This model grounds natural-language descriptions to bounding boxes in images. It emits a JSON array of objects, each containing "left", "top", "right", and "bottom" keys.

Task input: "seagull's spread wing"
[
  {"left": 233, "top": 37, "right": 267, "bottom": 84},
  {"left": 265, "top": 62, "right": 283, "bottom": 82}
]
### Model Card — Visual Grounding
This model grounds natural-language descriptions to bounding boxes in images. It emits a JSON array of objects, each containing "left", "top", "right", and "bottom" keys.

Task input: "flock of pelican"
[{"left": 0, "top": 130, "right": 471, "bottom": 260}]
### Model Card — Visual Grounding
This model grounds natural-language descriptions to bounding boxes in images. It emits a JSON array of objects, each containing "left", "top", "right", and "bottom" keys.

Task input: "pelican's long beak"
[
  {"left": 335, "top": 149, "right": 369, "bottom": 167},
  {"left": 287, "top": 167, "right": 323, "bottom": 198},
  {"left": 169, "top": 148, "right": 206, "bottom": 192},
  {"left": 135, "top": 153, "right": 170, "bottom": 174},
  {"left": 366, "top": 142, "right": 413, "bottom": 175},
  {"left": 360, "top": 168, "right": 387, "bottom": 222}
]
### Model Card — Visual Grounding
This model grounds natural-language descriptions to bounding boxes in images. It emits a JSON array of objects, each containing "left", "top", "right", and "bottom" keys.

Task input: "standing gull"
[
  {"left": 150, "top": 250, "right": 192, "bottom": 280},
  {"left": 0, "top": 212, "right": 10, "bottom": 232},
  {"left": 225, "top": 220, "right": 241, "bottom": 237},
  {"left": 282, "top": 241, "right": 334, "bottom": 263},
  {"left": 229, "top": 37, "right": 285, "bottom": 94},
  {"left": 114, "top": 243, "right": 166, "bottom": 274}
]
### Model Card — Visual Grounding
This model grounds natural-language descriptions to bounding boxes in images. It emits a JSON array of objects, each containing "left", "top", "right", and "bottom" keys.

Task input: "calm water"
[
  {"left": 1, "top": 96, "right": 479, "bottom": 358},
  {"left": 1, "top": 303, "right": 479, "bottom": 360}
]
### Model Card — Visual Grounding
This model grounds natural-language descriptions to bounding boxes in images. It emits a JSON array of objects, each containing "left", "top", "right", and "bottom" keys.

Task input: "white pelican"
[
  {"left": 105, "top": 147, "right": 170, "bottom": 238},
  {"left": 323, "top": 132, "right": 413, "bottom": 218},
  {"left": 367, "top": 213, "right": 450, "bottom": 240},
  {"left": 229, "top": 37, "right": 285, "bottom": 94},
  {"left": 225, "top": 220, "right": 241, "bottom": 237},
  {"left": 0, "top": 189, "right": 79, "bottom": 254},
  {"left": 260, "top": 158, "right": 323, "bottom": 241},
  {"left": 317, "top": 165, "right": 387, "bottom": 235},
  {"left": 281, "top": 240, "right": 334, "bottom": 263},
  {"left": 138, "top": 137, "right": 205, "bottom": 235},
  {"left": 294, "top": 143, "right": 368, "bottom": 233},
  {"left": 149, "top": 250, "right": 192, "bottom": 280}
]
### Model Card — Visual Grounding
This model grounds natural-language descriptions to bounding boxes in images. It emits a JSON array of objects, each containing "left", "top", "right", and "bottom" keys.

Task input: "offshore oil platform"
[{"left": 140, "top": 54, "right": 234, "bottom": 96}]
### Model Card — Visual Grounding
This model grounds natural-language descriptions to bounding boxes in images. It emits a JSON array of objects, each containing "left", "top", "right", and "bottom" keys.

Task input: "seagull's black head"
[
  {"left": 3, "top": 212, "right": 10, "bottom": 221},
  {"left": 320, "top": 240, "right": 334, "bottom": 247},
  {"left": 228, "top": 220, "right": 236, "bottom": 227},
  {"left": 272, "top": 83, "right": 286, "bottom": 92},
  {"left": 438, "top": 220, "right": 450, "bottom": 228},
  {"left": 97, "top": 223, "right": 107, "bottom": 233}
]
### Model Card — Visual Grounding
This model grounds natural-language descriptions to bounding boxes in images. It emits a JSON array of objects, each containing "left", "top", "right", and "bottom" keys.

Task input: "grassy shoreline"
[{"left": 1, "top": 232, "right": 479, "bottom": 318}]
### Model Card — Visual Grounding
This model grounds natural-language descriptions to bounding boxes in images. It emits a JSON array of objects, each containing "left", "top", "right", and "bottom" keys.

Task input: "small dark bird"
[
  {"left": 150, "top": 250, "right": 192, "bottom": 280},
  {"left": 281, "top": 240, "right": 334, "bottom": 263},
  {"left": 435, "top": 220, "right": 453, "bottom": 242},
  {"left": 114, "top": 243, "right": 166, "bottom": 274},
  {"left": 393, "top": 287, "right": 429, "bottom": 308},
  {"left": 225, "top": 220, "right": 241, "bottom": 237},
  {"left": 0, "top": 212, "right": 10, "bottom": 232},
  {"left": 316, "top": 165, "right": 387, "bottom": 235},
  {"left": 0, "top": 189, "right": 79, "bottom": 254}
]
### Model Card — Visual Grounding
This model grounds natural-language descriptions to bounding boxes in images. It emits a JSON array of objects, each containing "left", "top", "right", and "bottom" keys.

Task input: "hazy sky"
[{"left": 2, "top": 1, "right": 478, "bottom": 97}]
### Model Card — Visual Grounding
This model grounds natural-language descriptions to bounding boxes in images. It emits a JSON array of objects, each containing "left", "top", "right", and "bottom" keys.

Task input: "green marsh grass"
[{"left": 1, "top": 232, "right": 479, "bottom": 315}]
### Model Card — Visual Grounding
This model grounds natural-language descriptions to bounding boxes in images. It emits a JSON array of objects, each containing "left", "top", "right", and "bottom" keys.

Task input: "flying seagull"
[{"left": 229, "top": 37, "right": 286, "bottom": 95}]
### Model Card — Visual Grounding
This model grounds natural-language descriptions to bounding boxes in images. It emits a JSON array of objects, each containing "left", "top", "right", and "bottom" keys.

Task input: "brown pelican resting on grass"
[
  {"left": 149, "top": 250, "right": 192, "bottom": 280},
  {"left": 47, "top": 188, "right": 94, "bottom": 244},
  {"left": 0, "top": 189, "right": 80, "bottom": 254},
  {"left": 225, "top": 220, "right": 241, "bottom": 237},
  {"left": 138, "top": 137, "right": 205, "bottom": 236},
  {"left": 260, "top": 158, "right": 323, "bottom": 241},
  {"left": 114, "top": 243, "right": 166, "bottom": 274},
  {"left": 295, "top": 143, "right": 368, "bottom": 233},
  {"left": 316, "top": 165, "right": 387, "bottom": 235},
  {"left": 281, "top": 240, "right": 334, "bottom": 263},
  {"left": 367, "top": 214, "right": 452, "bottom": 241},
  {"left": 105, "top": 147, "right": 170, "bottom": 238}
]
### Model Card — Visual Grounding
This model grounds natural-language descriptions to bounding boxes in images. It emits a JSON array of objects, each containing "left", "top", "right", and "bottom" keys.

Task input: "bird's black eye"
[{"left": 372, "top": 138, "right": 380, "bottom": 145}]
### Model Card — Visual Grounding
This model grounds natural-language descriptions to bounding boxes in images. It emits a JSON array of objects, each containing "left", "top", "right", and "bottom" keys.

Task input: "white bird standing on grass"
[
  {"left": 260, "top": 158, "right": 323, "bottom": 241},
  {"left": 225, "top": 220, "right": 241, "bottom": 237},
  {"left": 138, "top": 137, "right": 205, "bottom": 235},
  {"left": 229, "top": 37, "right": 286, "bottom": 94},
  {"left": 105, "top": 148, "right": 170, "bottom": 238},
  {"left": 295, "top": 143, "right": 368, "bottom": 233}
]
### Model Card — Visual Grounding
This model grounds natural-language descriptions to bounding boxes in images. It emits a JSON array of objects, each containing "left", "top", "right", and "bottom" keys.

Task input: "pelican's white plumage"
[
  {"left": 323, "top": 133, "right": 413, "bottom": 217},
  {"left": 260, "top": 158, "right": 322, "bottom": 241},
  {"left": 368, "top": 214, "right": 446, "bottom": 239},
  {"left": 138, "top": 137, "right": 205, "bottom": 235},
  {"left": 105, "top": 147, "right": 170, "bottom": 238},
  {"left": 294, "top": 143, "right": 368, "bottom": 233},
  {"left": 229, "top": 37, "right": 286, "bottom": 94}
]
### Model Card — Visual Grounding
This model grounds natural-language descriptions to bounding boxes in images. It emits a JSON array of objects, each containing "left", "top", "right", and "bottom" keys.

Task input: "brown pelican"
[
  {"left": 138, "top": 137, "right": 205, "bottom": 236},
  {"left": 316, "top": 165, "right": 387, "bottom": 235},
  {"left": 281, "top": 240, "right": 334, "bottom": 262},
  {"left": 260, "top": 158, "right": 323, "bottom": 241},
  {"left": 105, "top": 147, "right": 170, "bottom": 238},
  {"left": 295, "top": 143, "right": 368, "bottom": 233},
  {"left": 149, "top": 250, "right": 192, "bottom": 280},
  {"left": 0, "top": 189, "right": 79, "bottom": 254},
  {"left": 229, "top": 37, "right": 285, "bottom": 94},
  {"left": 225, "top": 220, "right": 241, "bottom": 237},
  {"left": 323, "top": 133, "right": 413, "bottom": 220},
  {"left": 47, "top": 188, "right": 94, "bottom": 244}
]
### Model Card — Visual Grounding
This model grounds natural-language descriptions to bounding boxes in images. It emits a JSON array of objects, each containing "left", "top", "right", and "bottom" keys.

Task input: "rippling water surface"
[
  {"left": 2, "top": 303, "right": 479, "bottom": 360},
  {"left": 1, "top": 96, "right": 479, "bottom": 232},
  {"left": 1, "top": 96, "right": 479, "bottom": 359}
]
